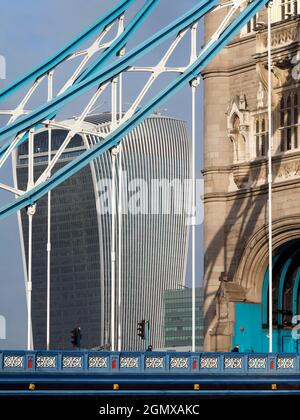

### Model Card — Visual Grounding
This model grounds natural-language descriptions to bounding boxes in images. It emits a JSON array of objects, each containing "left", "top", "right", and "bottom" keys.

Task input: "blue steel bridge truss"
[{"left": 0, "top": 0, "right": 269, "bottom": 220}]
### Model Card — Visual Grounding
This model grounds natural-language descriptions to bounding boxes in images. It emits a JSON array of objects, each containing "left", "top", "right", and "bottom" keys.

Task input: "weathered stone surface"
[{"left": 203, "top": 7, "right": 300, "bottom": 351}]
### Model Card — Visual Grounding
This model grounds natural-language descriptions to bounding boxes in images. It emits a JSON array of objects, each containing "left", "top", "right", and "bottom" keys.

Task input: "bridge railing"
[{"left": 0, "top": 350, "right": 297, "bottom": 374}]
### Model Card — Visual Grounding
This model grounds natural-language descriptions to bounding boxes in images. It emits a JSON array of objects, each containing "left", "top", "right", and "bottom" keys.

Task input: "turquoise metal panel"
[
  {"left": 261, "top": 329, "right": 298, "bottom": 353},
  {"left": 233, "top": 303, "right": 265, "bottom": 352},
  {"left": 282, "top": 335, "right": 296, "bottom": 352},
  {"left": 235, "top": 301, "right": 298, "bottom": 353}
]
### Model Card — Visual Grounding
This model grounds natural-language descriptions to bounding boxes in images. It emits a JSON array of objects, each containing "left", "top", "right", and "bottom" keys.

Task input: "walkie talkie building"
[{"left": 14, "top": 113, "right": 190, "bottom": 350}]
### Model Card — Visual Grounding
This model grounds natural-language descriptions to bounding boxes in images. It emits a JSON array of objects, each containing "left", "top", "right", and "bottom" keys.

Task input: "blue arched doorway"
[{"left": 233, "top": 240, "right": 300, "bottom": 353}]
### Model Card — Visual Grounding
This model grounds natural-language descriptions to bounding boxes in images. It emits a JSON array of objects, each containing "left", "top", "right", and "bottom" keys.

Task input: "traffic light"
[
  {"left": 137, "top": 320, "right": 145, "bottom": 340},
  {"left": 70, "top": 326, "right": 82, "bottom": 349}
]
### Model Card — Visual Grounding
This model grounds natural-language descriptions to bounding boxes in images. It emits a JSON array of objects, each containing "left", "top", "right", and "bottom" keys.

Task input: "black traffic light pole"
[
  {"left": 137, "top": 320, "right": 145, "bottom": 340},
  {"left": 145, "top": 321, "right": 150, "bottom": 350},
  {"left": 70, "top": 327, "right": 82, "bottom": 350},
  {"left": 137, "top": 320, "right": 150, "bottom": 351}
]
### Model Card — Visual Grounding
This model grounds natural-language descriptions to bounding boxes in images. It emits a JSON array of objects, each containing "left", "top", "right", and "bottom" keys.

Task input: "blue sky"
[{"left": 0, "top": 0, "right": 204, "bottom": 348}]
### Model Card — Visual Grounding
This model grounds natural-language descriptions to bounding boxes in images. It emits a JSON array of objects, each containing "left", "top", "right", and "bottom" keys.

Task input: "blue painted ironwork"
[
  {"left": 0, "top": 0, "right": 216, "bottom": 144},
  {"left": 262, "top": 254, "right": 281, "bottom": 325},
  {"left": 261, "top": 242, "right": 294, "bottom": 325},
  {"left": 76, "top": 0, "right": 160, "bottom": 84},
  {"left": 1, "top": 351, "right": 300, "bottom": 396},
  {"left": 0, "top": 113, "right": 57, "bottom": 162},
  {"left": 0, "top": 0, "right": 214, "bottom": 165},
  {"left": 262, "top": 242, "right": 300, "bottom": 324},
  {"left": 0, "top": 350, "right": 299, "bottom": 397},
  {"left": 293, "top": 267, "right": 300, "bottom": 316},
  {"left": 0, "top": 350, "right": 299, "bottom": 375},
  {"left": 0, "top": 0, "right": 268, "bottom": 220},
  {"left": 0, "top": 1, "right": 159, "bottom": 160},
  {"left": 241, "top": 241, "right": 300, "bottom": 353},
  {"left": 278, "top": 249, "right": 300, "bottom": 324},
  {"left": 0, "top": 0, "right": 137, "bottom": 102}
]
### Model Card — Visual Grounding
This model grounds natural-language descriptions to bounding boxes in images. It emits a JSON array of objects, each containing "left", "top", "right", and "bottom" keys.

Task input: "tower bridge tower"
[{"left": 203, "top": 0, "right": 300, "bottom": 352}]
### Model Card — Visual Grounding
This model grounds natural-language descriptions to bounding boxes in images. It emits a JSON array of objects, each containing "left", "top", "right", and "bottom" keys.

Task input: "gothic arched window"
[
  {"left": 294, "top": 93, "right": 298, "bottom": 148},
  {"left": 230, "top": 114, "right": 247, "bottom": 162},
  {"left": 255, "top": 115, "right": 268, "bottom": 158},
  {"left": 263, "top": 241, "right": 300, "bottom": 329},
  {"left": 279, "top": 91, "right": 299, "bottom": 152},
  {"left": 233, "top": 114, "right": 240, "bottom": 132},
  {"left": 281, "top": 0, "right": 298, "bottom": 20},
  {"left": 246, "top": 14, "right": 257, "bottom": 33}
]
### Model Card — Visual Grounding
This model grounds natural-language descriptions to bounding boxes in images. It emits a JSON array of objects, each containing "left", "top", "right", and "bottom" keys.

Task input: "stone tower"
[{"left": 203, "top": 1, "right": 300, "bottom": 352}]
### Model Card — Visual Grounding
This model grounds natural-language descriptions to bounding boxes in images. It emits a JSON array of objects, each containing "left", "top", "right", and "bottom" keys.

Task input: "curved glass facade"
[{"left": 15, "top": 114, "right": 190, "bottom": 350}]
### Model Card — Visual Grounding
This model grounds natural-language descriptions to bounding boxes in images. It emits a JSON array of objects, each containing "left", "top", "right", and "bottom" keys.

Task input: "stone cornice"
[
  {"left": 204, "top": 175, "right": 300, "bottom": 203},
  {"left": 204, "top": 150, "right": 300, "bottom": 177},
  {"left": 202, "top": 166, "right": 232, "bottom": 175},
  {"left": 227, "top": 34, "right": 256, "bottom": 47},
  {"left": 204, "top": 150, "right": 300, "bottom": 203},
  {"left": 202, "top": 62, "right": 256, "bottom": 79}
]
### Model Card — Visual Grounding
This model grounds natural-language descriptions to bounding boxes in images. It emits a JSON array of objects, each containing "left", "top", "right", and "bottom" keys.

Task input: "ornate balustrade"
[{"left": 0, "top": 351, "right": 298, "bottom": 375}]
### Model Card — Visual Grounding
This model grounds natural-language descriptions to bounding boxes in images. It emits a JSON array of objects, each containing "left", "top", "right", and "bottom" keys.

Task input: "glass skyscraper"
[
  {"left": 14, "top": 113, "right": 190, "bottom": 350},
  {"left": 164, "top": 288, "right": 203, "bottom": 351}
]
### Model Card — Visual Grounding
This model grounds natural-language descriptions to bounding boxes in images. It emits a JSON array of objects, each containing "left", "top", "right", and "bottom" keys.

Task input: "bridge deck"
[{"left": 0, "top": 351, "right": 299, "bottom": 395}]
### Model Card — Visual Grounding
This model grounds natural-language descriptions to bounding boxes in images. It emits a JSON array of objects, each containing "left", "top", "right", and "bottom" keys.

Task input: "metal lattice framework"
[
  {"left": 0, "top": 0, "right": 270, "bottom": 352},
  {"left": 0, "top": 0, "right": 268, "bottom": 219}
]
